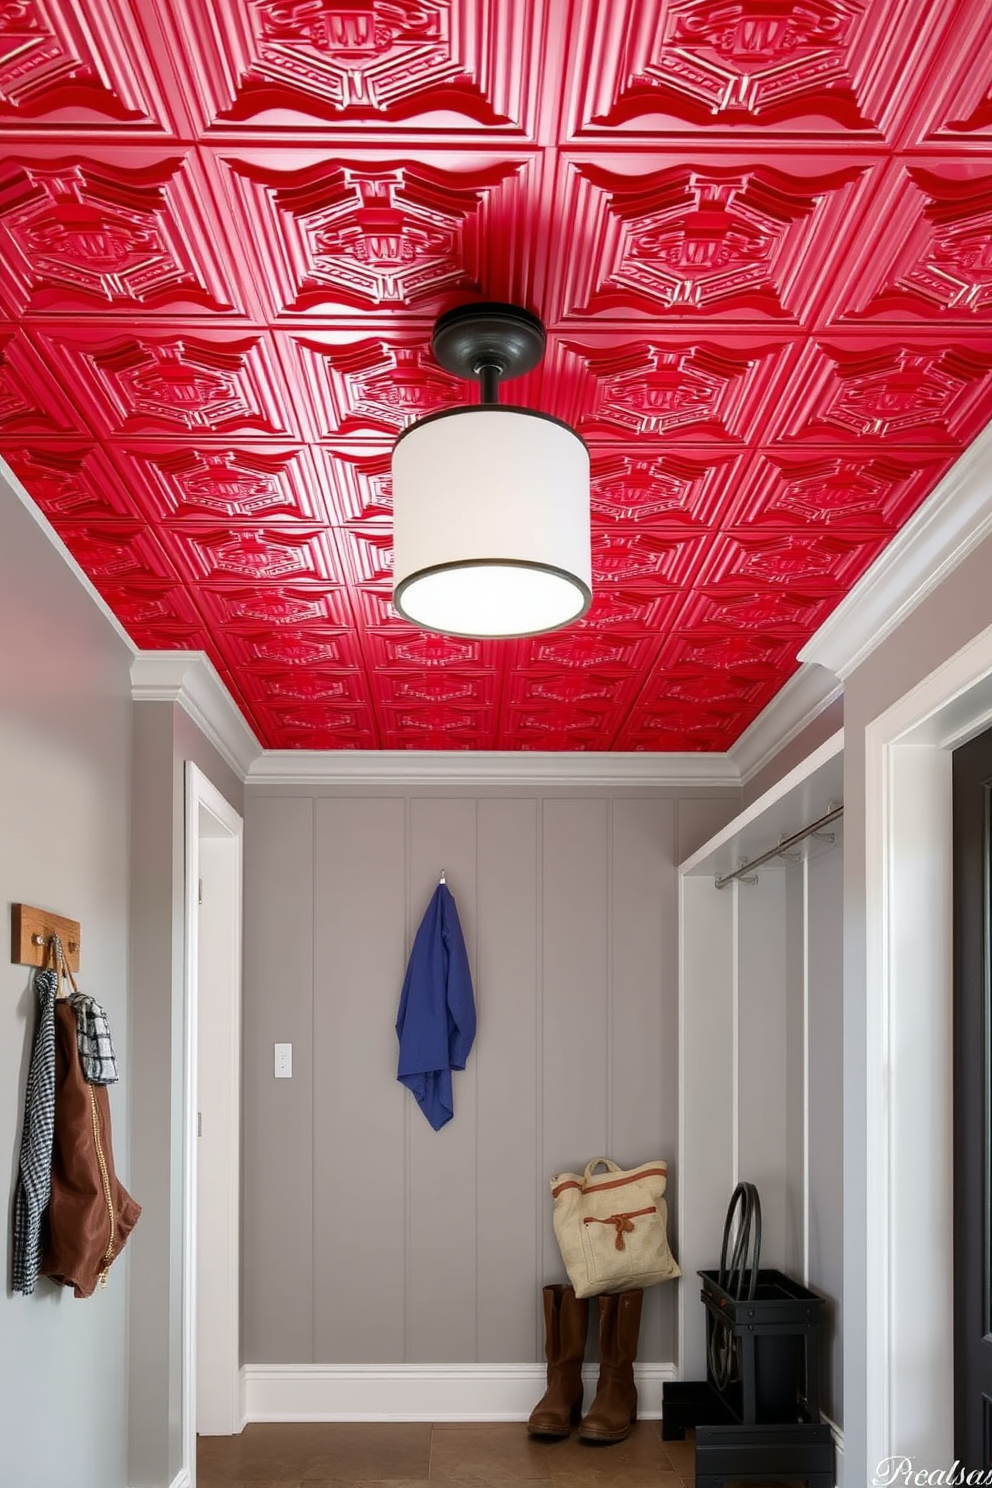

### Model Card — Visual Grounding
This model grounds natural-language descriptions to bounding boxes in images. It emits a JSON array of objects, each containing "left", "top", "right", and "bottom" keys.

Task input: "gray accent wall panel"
[
  {"left": 784, "top": 863, "right": 807, "bottom": 1281},
  {"left": 243, "top": 786, "right": 709, "bottom": 1366},
  {"left": 807, "top": 839, "right": 843, "bottom": 1421},
  {"left": 738, "top": 874, "right": 789, "bottom": 1267},
  {"left": 313, "top": 798, "right": 407, "bottom": 1362},
  {"left": 475, "top": 799, "right": 540, "bottom": 1362},
  {"left": 610, "top": 798, "right": 676, "bottom": 1363},
  {"left": 406, "top": 798, "right": 479, "bottom": 1362},
  {"left": 243, "top": 795, "right": 315, "bottom": 1362},
  {"left": 540, "top": 799, "right": 610, "bottom": 1286}
]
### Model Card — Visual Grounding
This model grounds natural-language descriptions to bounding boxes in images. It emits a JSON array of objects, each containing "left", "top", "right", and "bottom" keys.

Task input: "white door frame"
[
  {"left": 862, "top": 619, "right": 992, "bottom": 1485},
  {"left": 182, "top": 762, "right": 243, "bottom": 1482}
]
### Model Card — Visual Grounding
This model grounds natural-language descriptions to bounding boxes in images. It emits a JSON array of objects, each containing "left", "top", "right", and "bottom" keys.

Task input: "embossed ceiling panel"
[{"left": 1, "top": 0, "right": 991, "bottom": 752}]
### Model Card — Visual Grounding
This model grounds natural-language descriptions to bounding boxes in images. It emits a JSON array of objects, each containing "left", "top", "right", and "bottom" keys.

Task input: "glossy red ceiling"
[{"left": 2, "top": 1, "right": 991, "bottom": 752}]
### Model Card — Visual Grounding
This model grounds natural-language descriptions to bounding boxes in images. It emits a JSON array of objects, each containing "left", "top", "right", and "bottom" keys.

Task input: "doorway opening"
[
  {"left": 864, "top": 620, "right": 992, "bottom": 1483},
  {"left": 183, "top": 762, "right": 244, "bottom": 1480}
]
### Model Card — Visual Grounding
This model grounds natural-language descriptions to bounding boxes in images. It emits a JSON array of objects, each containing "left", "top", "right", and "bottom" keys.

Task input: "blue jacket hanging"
[{"left": 396, "top": 881, "right": 476, "bottom": 1130}]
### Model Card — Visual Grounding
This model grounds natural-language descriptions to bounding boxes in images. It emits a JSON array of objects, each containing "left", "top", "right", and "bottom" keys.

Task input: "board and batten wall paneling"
[
  {"left": 243, "top": 795, "right": 315, "bottom": 1362},
  {"left": 475, "top": 799, "right": 540, "bottom": 1363},
  {"left": 242, "top": 787, "right": 718, "bottom": 1371},
  {"left": 807, "top": 839, "right": 844, "bottom": 1423},
  {"left": 540, "top": 799, "right": 610, "bottom": 1288},
  {"left": 406, "top": 798, "right": 480, "bottom": 1362},
  {"left": 312, "top": 798, "right": 407, "bottom": 1363},
  {"left": 679, "top": 875, "right": 736, "bottom": 1381},
  {"left": 610, "top": 798, "right": 677, "bottom": 1364},
  {"left": 737, "top": 874, "right": 789, "bottom": 1267},
  {"left": 784, "top": 863, "right": 808, "bottom": 1282}
]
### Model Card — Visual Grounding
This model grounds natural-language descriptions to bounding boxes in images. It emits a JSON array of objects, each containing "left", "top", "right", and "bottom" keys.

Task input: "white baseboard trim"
[
  {"left": 243, "top": 1362, "right": 678, "bottom": 1422},
  {"left": 238, "top": 1364, "right": 249, "bottom": 1434},
  {"left": 821, "top": 1410, "right": 844, "bottom": 1479},
  {"left": 167, "top": 1470, "right": 192, "bottom": 1488}
]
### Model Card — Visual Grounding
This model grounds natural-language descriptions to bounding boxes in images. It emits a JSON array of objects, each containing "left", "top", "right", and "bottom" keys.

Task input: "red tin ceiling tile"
[
  {"left": 163, "top": 0, "right": 552, "bottom": 133},
  {"left": 0, "top": 0, "right": 179, "bottom": 130},
  {"left": 2, "top": 442, "right": 135, "bottom": 520},
  {"left": 777, "top": 339, "right": 992, "bottom": 447},
  {"left": 565, "top": 0, "right": 954, "bottom": 137},
  {"left": 191, "top": 580, "right": 354, "bottom": 633},
  {"left": 219, "top": 153, "right": 528, "bottom": 317},
  {"left": 6, "top": 0, "right": 992, "bottom": 751},
  {"left": 32, "top": 329, "right": 296, "bottom": 438},
  {"left": 570, "top": 335, "right": 794, "bottom": 445},
  {"left": 0, "top": 330, "right": 88, "bottom": 435},
  {"left": 729, "top": 449, "right": 949, "bottom": 531},
  {"left": 832, "top": 165, "right": 992, "bottom": 323},
  {"left": 0, "top": 153, "right": 238, "bottom": 317},
  {"left": 124, "top": 446, "right": 324, "bottom": 523},
  {"left": 556, "top": 159, "right": 869, "bottom": 322}
]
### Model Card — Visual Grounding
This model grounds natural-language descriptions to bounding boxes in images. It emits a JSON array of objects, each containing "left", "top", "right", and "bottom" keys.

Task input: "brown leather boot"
[
  {"left": 527, "top": 1284, "right": 589, "bottom": 1438},
  {"left": 578, "top": 1289, "right": 642, "bottom": 1443}
]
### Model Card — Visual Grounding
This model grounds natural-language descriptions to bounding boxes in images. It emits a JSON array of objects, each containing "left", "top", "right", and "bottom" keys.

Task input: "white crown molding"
[
  {"left": 243, "top": 1361, "right": 677, "bottom": 1423},
  {"left": 1, "top": 455, "right": 137, "bottom": 655},
  {"left": 800, "top": 421, "right": 992, "bottom": 681},
  {"left": 247, "top": 748, "right": 740, "bottom": 787},
  {"left": 130, "top": 651, "right": 262, "bottom": 782},
  {"left": 729, "top": 663, "right": 843, "bottom": 785}
]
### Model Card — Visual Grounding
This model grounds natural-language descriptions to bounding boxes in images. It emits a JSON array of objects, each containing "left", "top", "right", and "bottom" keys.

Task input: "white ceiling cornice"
[
  {"left": 800, "top": 421, "right": 992, "bottom": 681},
  {"left": 246, "top": 748, "right": 740, "bottom": 788},
  {"left": 729, "top": 662, "right": 843, "bottom": 785},
  {"left": 130, "top": 652, "right": 262, "bottom": 783}
]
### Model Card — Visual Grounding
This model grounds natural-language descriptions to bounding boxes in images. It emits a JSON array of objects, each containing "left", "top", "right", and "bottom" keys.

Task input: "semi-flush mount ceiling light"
[{"left": 391, "top": 303, "right": 592, "bottom": 639}]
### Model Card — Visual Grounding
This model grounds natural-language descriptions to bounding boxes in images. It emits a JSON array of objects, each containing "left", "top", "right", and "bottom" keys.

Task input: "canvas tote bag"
[{"left": 550, "top": 1157, "right": 681, "bottom": 1299}]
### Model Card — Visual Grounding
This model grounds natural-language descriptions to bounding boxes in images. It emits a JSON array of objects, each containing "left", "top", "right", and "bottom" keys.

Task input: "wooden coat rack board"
[{"left": 11, "top": 903, "right": 81, "bottom": 973}]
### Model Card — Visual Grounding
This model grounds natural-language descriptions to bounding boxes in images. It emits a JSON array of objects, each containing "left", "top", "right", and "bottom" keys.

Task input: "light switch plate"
[{"left": 274, "top": 1042, "right": 292, "bottom": 1079}]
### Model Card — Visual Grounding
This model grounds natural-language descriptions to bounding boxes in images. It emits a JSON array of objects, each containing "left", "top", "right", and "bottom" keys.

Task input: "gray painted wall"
[
  {"left": 0, "top": 482, "right": 133, "bottom": 1488},
  {"left": 742, "top": 691, "right": 844, "bottom": 811},
  {"left": 243, "top": 785, "right": 738, "bottom": 1367}
]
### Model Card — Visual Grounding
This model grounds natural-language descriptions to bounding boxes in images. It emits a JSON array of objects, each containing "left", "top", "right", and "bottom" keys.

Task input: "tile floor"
[{"left": 196, "top": 1420, "right": 702, "bottom": 1488}]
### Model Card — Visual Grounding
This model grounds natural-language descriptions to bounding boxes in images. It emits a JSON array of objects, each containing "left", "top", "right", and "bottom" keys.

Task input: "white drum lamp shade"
[{"left": 392, "top": 405, "right": 591, "bottom": 638}]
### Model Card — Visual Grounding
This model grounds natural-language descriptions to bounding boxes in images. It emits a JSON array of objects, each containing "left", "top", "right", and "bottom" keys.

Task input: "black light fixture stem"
[{"left": 477, "top": 362, "right": 501, "bottom": 405}]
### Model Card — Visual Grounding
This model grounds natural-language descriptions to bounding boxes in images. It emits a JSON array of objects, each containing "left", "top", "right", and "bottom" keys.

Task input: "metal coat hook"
[{"left": 438, "top": 869, "right": 446, "bottom": 885}]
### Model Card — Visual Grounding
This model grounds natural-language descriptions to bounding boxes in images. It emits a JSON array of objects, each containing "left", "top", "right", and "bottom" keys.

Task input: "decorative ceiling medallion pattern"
[
  {"left": 1, "top": 0, "right": 990, "bottom": 753},
  {"left": 0, "top": 157, "right": 230, "bottom": 314},
  {"left": 568, "top": 162, "right": 865, "bottom": 317},
  {"left": 590, "top": 0, "right": 872, "bottom": 128},
  {"left": 228, "top": 157, "right": 517, "bottom": 312}
]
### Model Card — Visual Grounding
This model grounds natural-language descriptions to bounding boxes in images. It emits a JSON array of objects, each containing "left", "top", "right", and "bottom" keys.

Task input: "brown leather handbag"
[{"left": 40, "top": 1002, "right": 140, "bottom": 1298}]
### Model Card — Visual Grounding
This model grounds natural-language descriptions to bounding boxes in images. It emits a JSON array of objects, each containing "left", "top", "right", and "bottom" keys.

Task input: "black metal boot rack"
[{"left": 662, "top": 1184, "right": 835, "bottom": 1488}]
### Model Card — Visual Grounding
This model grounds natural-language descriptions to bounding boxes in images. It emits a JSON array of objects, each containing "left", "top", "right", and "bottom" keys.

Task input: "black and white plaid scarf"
[
  {"left": 68, "top": 992, "right": 119, "bottom": 1085},
  {"left": 11, "top": 967, "right": 58, "bottom": 1295}
]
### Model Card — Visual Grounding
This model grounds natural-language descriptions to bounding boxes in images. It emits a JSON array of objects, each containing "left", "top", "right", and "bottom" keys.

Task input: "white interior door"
[{"left": 184, "top": 762, "right": 243, "bottom": 1467}]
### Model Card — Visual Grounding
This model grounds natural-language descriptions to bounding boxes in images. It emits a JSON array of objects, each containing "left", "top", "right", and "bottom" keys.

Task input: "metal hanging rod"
[{"left": 714, "top": 803, "right": 844, "bottom": 891}]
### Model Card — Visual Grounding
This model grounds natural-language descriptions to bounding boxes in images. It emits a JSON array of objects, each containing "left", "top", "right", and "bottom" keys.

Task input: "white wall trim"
[
  {"left": 242, "top": 1362, "right": 677, "bottom": 1422},
  {"left": 182, "top": 766, "right": 244, "bottom": 1482},
  {"left": 166, "top": 1472, "right": 191, "bottom": 1488},
  {"left": 730, "top": 664, "right": 843, "bottom": 785},
  {"left": 858, "top": 619, "right": 992, "bottom": 1487},
  {"left": 680, "top": 729, "right": 843, "bottom": 878},
  {"left": 247, "top": 748, "right": 740, "bottom": 788},
  {"left": 822, "top": 1412, "right": 845, "bottom": 1484},
  {"left": 801, "top": 422, "right": 992, "bottom": 681},
  {"left": 131, "top": 651, "right": 261, "bottom": 781}
]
